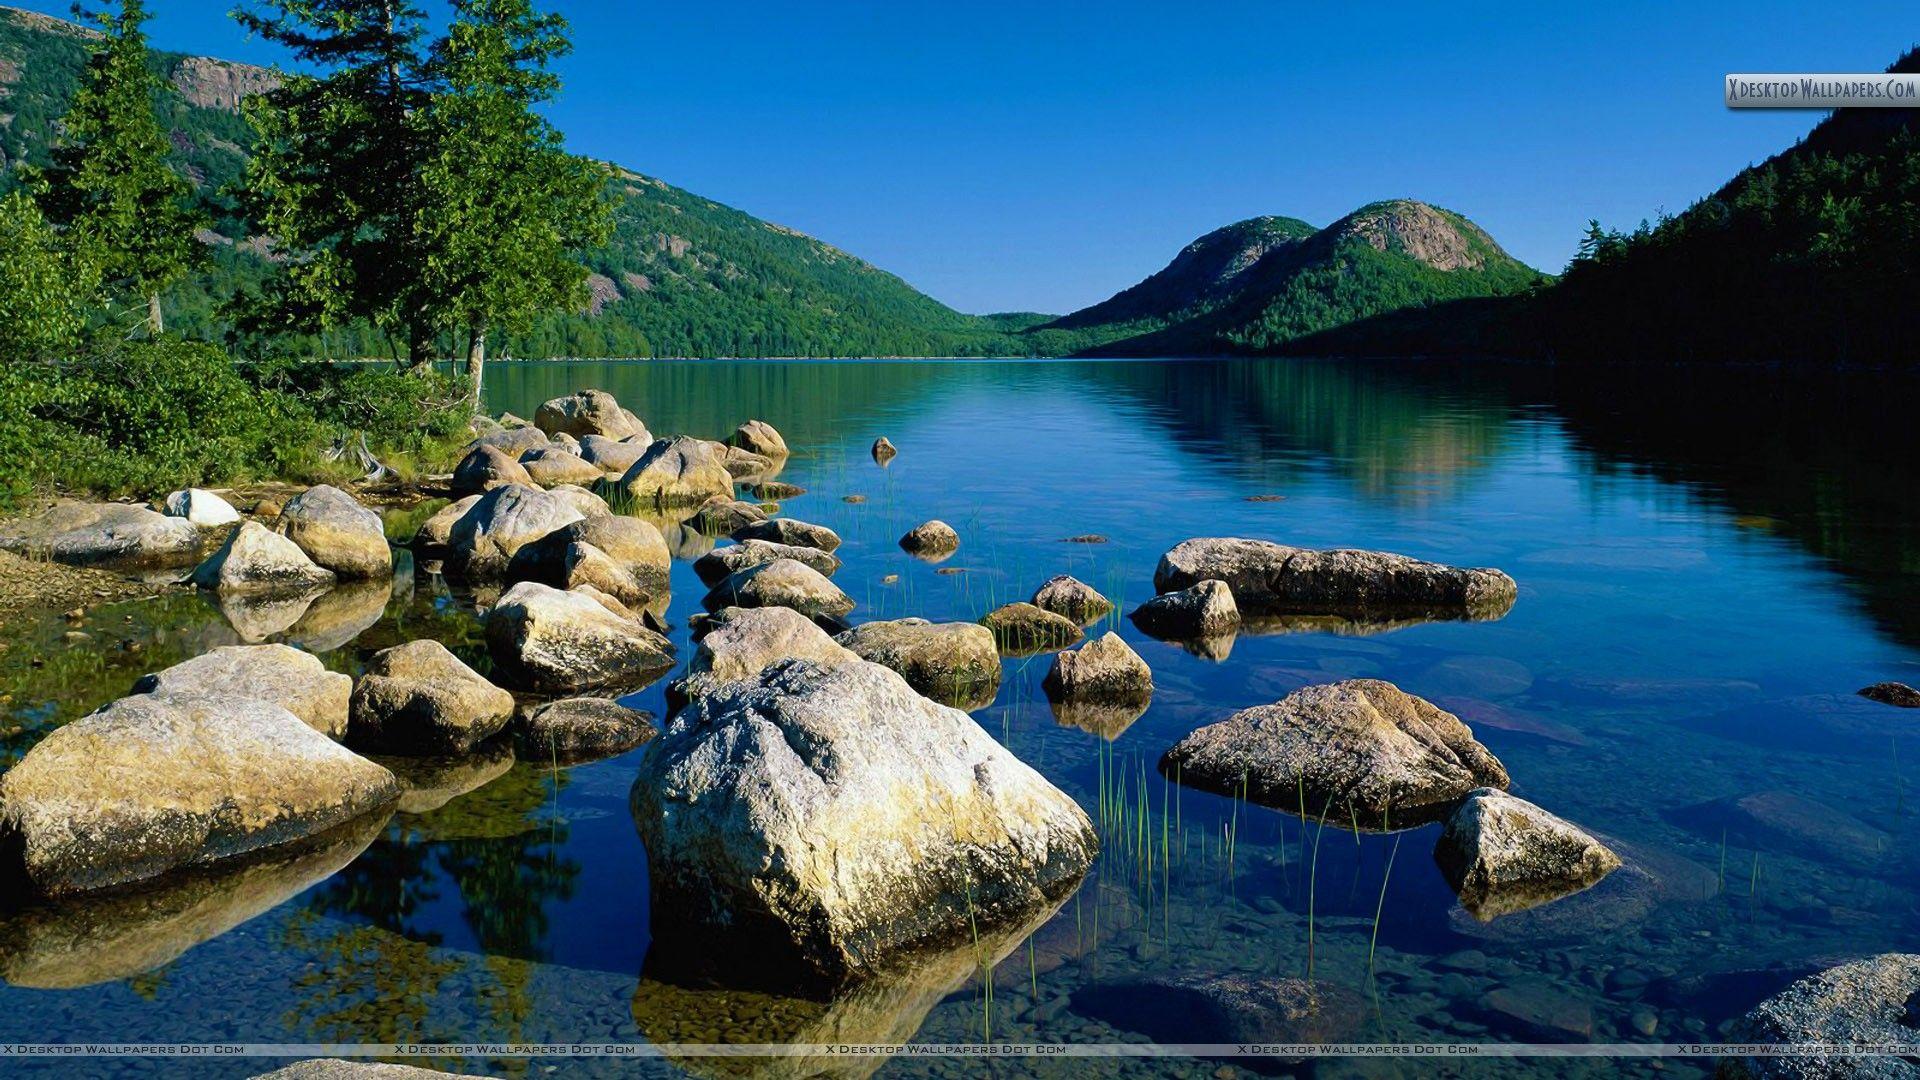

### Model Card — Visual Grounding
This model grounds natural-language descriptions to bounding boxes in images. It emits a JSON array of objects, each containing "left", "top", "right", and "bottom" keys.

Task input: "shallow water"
[{"left": 3, "top": 357, "right": 1918, "bottom": 1078}]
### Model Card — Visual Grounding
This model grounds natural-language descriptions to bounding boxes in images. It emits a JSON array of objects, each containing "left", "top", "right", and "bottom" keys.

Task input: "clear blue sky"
[{"left": 14, "top": 0, "right": 1913, "bottom": 314}]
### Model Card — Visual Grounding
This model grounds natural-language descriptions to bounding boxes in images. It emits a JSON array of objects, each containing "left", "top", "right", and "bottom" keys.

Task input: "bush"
[{"left": 0, "top": 191, "right": 99, "bottom": 361}]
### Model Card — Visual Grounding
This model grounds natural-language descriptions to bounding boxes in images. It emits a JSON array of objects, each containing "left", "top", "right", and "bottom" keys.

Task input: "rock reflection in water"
[
  {"left": 377, "top": 740, "right": 517, "bottom": 815},
  {"left": 210, "top": 585, "right": 327, "bottom": 642},
  {"left": 285, "top": 579, "right": 394, "bottom": 652}
]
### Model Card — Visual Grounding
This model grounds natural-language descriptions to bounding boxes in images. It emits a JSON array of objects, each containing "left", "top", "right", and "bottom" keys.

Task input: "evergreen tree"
[
  {"left": 31, "top": 0, "right": 202, "bottom": 334},
  {"left": 416, "top": 0, "right": 611, "bottom": 406}
]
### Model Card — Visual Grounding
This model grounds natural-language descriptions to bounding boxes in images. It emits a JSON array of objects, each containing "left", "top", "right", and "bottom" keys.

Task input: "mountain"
[
  {"left": 0, "top": 4, "right": 1028, "bottom": 359},
  {"left": 1057, "top": 200, "right": 1546, "bottom": 357}
]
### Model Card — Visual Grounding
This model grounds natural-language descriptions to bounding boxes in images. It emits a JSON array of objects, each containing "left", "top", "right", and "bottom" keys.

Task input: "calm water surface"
[{"left": 2, "top": 358, "right": 1918, "bottom": 1078}]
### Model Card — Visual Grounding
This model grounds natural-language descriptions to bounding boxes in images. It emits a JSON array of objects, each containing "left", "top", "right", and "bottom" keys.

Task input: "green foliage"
[{"left": 0, "top": 191, "right": 99, "bottom": 360}]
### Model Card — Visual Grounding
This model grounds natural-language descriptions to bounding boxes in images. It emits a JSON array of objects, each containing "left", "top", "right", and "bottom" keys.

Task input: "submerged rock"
[
  {"left": 163, "top": 488, "right": 240, "bottom": 527},
  {"left": 485, "top": 581, "right": 676, "bottom": 693},
  {"left": 444, "top": 484, "right": 585, "bottom": 580},
  {"left": 979, "top": 602, "right": 1082, "bottom": 656},
  {"left": 348, "top": 640, "right": 515, "bottom": 755},
  {"left": 133, "top": 643, "right": 351, "bottom": 738},
  {"left": 1072, "top": 974, "right": 1363, "bottom": 1063},
  {"left": 451, "top": 443, "right": 533, "bottom": 497},
  {"left": 632, "top": 657, "right": 1097, "bottom": 987},
  {"left": 516, "top": 697, "right": 655, "bottom": 764},
  {"left": 871, "top": 436, "right": 897, "bottom": 464},
  {"left": 1729, "top": 954, "right": 1920, "bottom": 1079},
  {"left": 1131, "top": 579, "right": 1240, "bottom": 639},
  {"left": 1161, "top": 679, "right": 1508, "bottom": 826},
  {"left": 0, "top": 500, "right": 203, "bottom": 569},
  {"left": 1434, "top": 788, "right": 1621, "bottom": 921},
  {"left": 835, "top": 617, "right": 1002, "bottom": 709},
  {"left": 275, "top": 484, "right": 391, "bottom": 579},
  {"left": 0, "top": 693, "right": 397, "bottom": 896},
  {"left": 1667, "top": 789, "right": 1891, "bottom": 869},
  {"left": 671, "top": 605, "right": 860, "bottom": 709},
  {"left": 192, "top": 521, "right": 336, "bottom": 595},
  {"left": 1030, "top": 573, "right": 1112, "bottom": 625},
  {"left": 726, "top": 419, "right": 790, "bottom": 460},
  {"left": 1859, "top": 681, "right": 1920, "bottom": 708},
  {"left": 519, "top": 446, "right": 602, "bottom": 487},
  {"left": 1043, "top": 632, "right": 1152, "bottom": 710},
  {"left": 733, "top": 516, "right": 842, "bottom": 553},
  {"left": 693, "top": 538, "right": 841, "bottom": 586},
  {"left": 702, "top": 558, "right": 855, "bottom": 620},
  {"left": 534, "top": 388, "right": 647, "bottom": 441},
  {"left": 615, "top": 436, "right": 735, "bottom": 508},
  {"left": 899, "top": 519, "right": 960, "bottom": 559},
  {"left": 1154, "top": 537, "right": 1517, "bottom": 617}
]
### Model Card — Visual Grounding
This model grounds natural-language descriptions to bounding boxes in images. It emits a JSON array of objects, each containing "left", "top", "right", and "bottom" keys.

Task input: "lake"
[{"left": 2, "top": 356, "right": 1917, "bottom": 1077}]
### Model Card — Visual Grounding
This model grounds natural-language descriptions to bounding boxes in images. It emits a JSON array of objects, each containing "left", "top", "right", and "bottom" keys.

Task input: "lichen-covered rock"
[
  {"left": 1859, "top": 682, "right": 1920, "bottom": 708},
  {"left": 1043, "top": 632, "right": 1152, "bottom": 708},
  {"left": 191, "top": 521, "right": 336, "bottom": 595},
  {"left": 1130, "top": 579, "right": 1240, "bottom": 639},
  {"left": 835, "top": 617, "right": 1002, "bottom": 709},
  {"left": 163, "top": 488, "right": 240, "bottom": 527},
  {"left": 691, "top": 497, "right": 768, "bottom": 535},
  {"left": 348, "top": 640, "right": 515, "bottom": 755},
  {"left": 577, "top": 434, "right": 648, "bottom": 474},
  {"left": 0, "top": 693, "right": 397, "bottom": 896},
  {"left": 409, "top": 495, "right": 479, "bottom": 562},
  {"left": 871, "top": 436, "right": 897, "bottom": 464},
  {"left": 702, "top": 558, "right": 855, "bottom": 620},
  {"left": 275, "top": 485, "right": 391, "bottom": 579},
  {"left": 726, "top": 419, "right": 789, "bottom": 460},
  {"left": 1728, "top": 955, "right": 1920, "bottom": 1080},
  {"left": 444, "top": 484, "right": 584, "bottom": 580},
  {"left": 671, "top": 605, "right": 860, "bottom": 709},
  {"left": 518, "top": 446, "right": 603, "bottom": 487},
  {"left": 1434, "top": 788, "right": 1621, "bottom": 921},
  {"left": 133, "top": 644, "right": 351, "bottom": 738},
  {"left": 0, "top": 500, "right": 204, "bottom": 570},
  {"left": 451, "top": 443, "right": 533, "bottom": 497},
  {"left": 485, "top": 581, "right": 676, "bottom": 693},
  {"left": 1031, "top": 574, "right": 1112, "bottom": 625},
  {"left": 899, "top": 519, "right": 959, "bottom": 558},
  {"left": 614, "top": 436, "right": 735, "bottom": 507},
  {"left": 1154, "top": 537, "right": 1517, "bottom": 617},
  {"left": 979, "top": 602, "right": 1082, "bottom": 656},
  {"left": 693, "top": 538, "right": 841, "bottom": 586},
  {"left": 534, "top": 389, "right": 647, "bottom": 441},
  {"left": 733, "top": 516, "right": 842, "bottom": 553},
  {"left": 632, "top": 657, "right": 1098, "bottom": 986},
  {"left": 1162, "top": 679, "right": 1508, "bottom": 826},
  {"left": 516, "top": 697, "right": 655, "bottom": 764}
]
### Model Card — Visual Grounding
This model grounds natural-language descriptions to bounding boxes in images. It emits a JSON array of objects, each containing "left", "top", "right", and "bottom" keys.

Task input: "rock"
[
  {"left": 378, "top": 743, "right": 514, "bottom": 815},
  {"left": 253, "top": 498, "right": 283, "bottom": 519},
  {"left": 252, "top": 1061, "right": 470, "bottom": 1079},
  {"left": 191, "top": 521, "right": 336, "bottom": 595},
  {"left": 1154, "top": 537, "right": 1518, "bottom": 617},
  {"left": 691, "top": 496, "right": 768, "bottom": 535},
  {"left": 348, "top": 640, "right": 515, "bottom": 755},
  {"left": 726, "top": 419, "right": 790, "bottom": 460},
  {"left": 408, "top": 495, "right": 479, "bottom": 561},
  {"left": 1728, "top": 955, "right": 1920, "bottom": 1079},
  {"left": 555, "top": 540, "right": 651, "bottom": 607},
  {"left": 0, "top": 693, "right": 397, "bottom": 896},
  {"left": 843, "top": 494, "right": 867, "bottom": 504},
  {"left": 507, "top": 514, "right": 670, "bottom": 593},
  {"left": 518, "top": 446, "right": 602, "bottom": 487},
  {"left": 631, "top": 657, "right": 1098, "bottom": 986},
  {"left": 0, "top": 500, "right": 203, "bottom": 569},
  {"left": 132, "top": 644, "right": 351, "bottom": 738},
  {"left": 1681, "top": 694, "right": 1906, "bottom": 758},
  {"left": 693, "top": 538, "right": 841, "bottom": 586},
  {"left": 835, "top": 617, "right": 1002, "bottom": 709},
  {"left": 702, "top": 558, "right": 855, "bottom": 620},
  {"left": 1071, "top": 975, "right": 1363, "bottom": 1061},
  {"left": 672, "top": 605, "right": 861, "bottom": 708},
  {"left": 516, "top": 697, "right": 656, "bottom": 764},
  {"left": 1480, "top": 980, "right": 1595, "bottom": 1040},
  {"left": 443, "top": 484, "right": 584, "bottom": 580},
  {"left": 1667, "top": 790, "right": 1890, "bottom": 869},
  {"left": 1030, "top": 574, "right": 1112, "bottom": 625},
  {"left": 467, "top": 425, "right": 549, "bottom": 457},
  {"left": 899, "top": 519, "right": 959, "bottom": 559},
  {"left": 1447, "top": 839, "right": 1717, "bottom": 944},
  {"left": 749, "top": 480, "right": 805, "bottom": 500},
  {"left": 274, "top": 484, "right": 391, "bottom": 579},
  {"left": 451, "top": 443, "right": 533, "bottom": 497},
  {"left": 871, "top": 436, "right": 897, "bottom": 464},
  {"left": 1434, "top": 788, "right": 1621, "bottom": 921},
  {"left": 1860, "top": 682, "right": 1920, "bottom": 708},
  {"left": 1043, "top": 632, "right": 1152, "bottom": 709},
  {"left": 614, "top": 435, "right": 735, "bottom": 507},
  {"left": 578, "top": 433, "right": 648, "bottom": 474},
  {"left": 534, "top": 389, "right": 647, "bottom": 441},
  {"left": 163, "top": 488, "right": 240, "bottom": 527},
  {"left": 1060, "top": 533, "right": 1108, "bottom": 544},
  {"left": 979, "top": 602, "right": 1083, "bottom": 656},
  {"left": 1162, "top": 679, "right": 1509, "bottom": 826},
  {"left": 733, "top": 516, "right": 842, "bottom": 553},
  {"left": 485, "top": 581, "right": 676, "bottom": 693},
  {"left": 551, "top": 431, "right": 581, "bottom": 453},
  {"left": 543, "top": 482, "right": 613, "bottom": 519},
  {"left": 1130, "top": 579, "right": 1240, "bottom": 639}
]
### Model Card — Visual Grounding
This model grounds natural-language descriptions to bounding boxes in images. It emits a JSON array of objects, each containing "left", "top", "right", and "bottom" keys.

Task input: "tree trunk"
[
  {"left": 467, "top": 326, "right": 487, "bottom": 413},
  {"left": 406, "top": 325, "right": 433, "bottom": 369},
  {"left": 147, "top": 293, "right": 164, "bottom": 336}
]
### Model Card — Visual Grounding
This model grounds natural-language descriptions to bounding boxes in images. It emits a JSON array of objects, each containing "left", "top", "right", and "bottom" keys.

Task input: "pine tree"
[
  {"left": 31, "top": 0, "right": 203, "bottom": 335},
  {"left": 415, "top": 0, "right": 611, "bottom": 406}
]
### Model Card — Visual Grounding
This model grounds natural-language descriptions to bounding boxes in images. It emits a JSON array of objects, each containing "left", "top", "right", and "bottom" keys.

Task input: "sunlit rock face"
[
  {"left": 1153, "top": 537, "right": 1517, "bottom": 619},
  {"left": 1433, "top": 787, "right": 1621, "bottom": 921},
  {"left": 834, "top": 617, "right": 1002, "bottom": 710},
  {"left": 133, "top": 643, "right": 352, "bottom": 738}
]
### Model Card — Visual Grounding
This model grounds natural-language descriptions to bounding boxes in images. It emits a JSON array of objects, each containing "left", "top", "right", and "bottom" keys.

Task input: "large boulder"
[
  {"left": 275, "top": 484, "right": 391, "bottom": 579},
  {"left": 451, "top": 443, "right": 532, "bottom": 497},
  {"left": 733, "top": 517, "right": 841, "bottom": 553},
  {"left": 408, "top": 495, "right": 480, "bottom": 562},
  {"left": 1728, "top": 955, "right": 1920, "bottom": 1079},
  {"left": 1154, "top": 537, "right": 1517, "bottom": 617},
  {"left": 702, "top": 558, "right": 855, "bottom": 620},
  {"left": 1131, "top": 579, "right": 1241, "bottom": 639},
  {"left": 534, "top": 389, "right": 647, "bottom": 441},
  {"left": 632, "top": 657, "right": 1098, "bottom": 986},
  {"left": 693, "top": 538, "right": 841, "bottom": 586},
  {"left": 162, "top": 488, "right": 240, "bottom": 527},
  {"left": 899, "top": 519, "right": 959, "bottom": 559},
  {"left": 834, "top": 617, "right": 1002, "bottom": 709},
  {"left": 507, "top": 514, "right": 670, "bottom": 593},
  {"left": 726, "top": 419, "right": 789, "bottom": 460},
  {"left": 1043, "top": 632, "right": 1152, "bottom": 709},
  {"left": 518, "top": 446, "right": 603, "bottom": 487},
  {"left": 133, "top": 644, "right": 351, "bottom": 738},
  {"left": 443, "top": 484, "right": 584, "bottom": 580},
  {"left": 578, "top": 434, "right": 648, "bottom": 474},
  {"left": 1434, "top": 788, "right": 1621, "bottom": 921},
  {"left": 0, "top": 693, "right": 397, "bottom": 896},
  {"left": 1031, "top": 574, "right": 1112, "bottom": 625},
  {"left": 348, "top": 640, "right": 515, "bottom": 755},
  {"left": 979, "top": 602, "right": 1082, "bottom": 656},
  {"left": 485, "top": 581, "right": 676, "bottom": 693},
  {"left": 191, "top": 521, "right": 336, "bottom": 595},
  {"left": 0, "top": 500, "right": 203, "bottom": 570},
  {"left": 467, "top": 425, "right": 550, "bottom": 457},
  {"left": 1161, "top": 679, "right": 1509, "bottom": 827},
  {"left": 516, "top": 697, "right": 656, "bottom": 765},
  {"left": 614, "top": 436, "right": 735, "bottom": 508},
  {"left": 671, "top": 605, "right": 860, "bottom": 709},
  {"left": 543, "top": 482, "right": 613, "bottom": 520}
]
